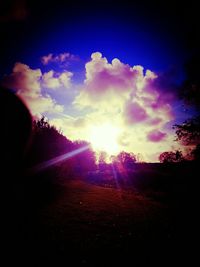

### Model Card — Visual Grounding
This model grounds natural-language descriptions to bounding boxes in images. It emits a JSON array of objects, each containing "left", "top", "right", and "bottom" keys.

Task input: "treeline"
[
  {"left": 25, "top": 117, "right": 138, "bottom": 176},
  {"left": 25, "top": 117, "right": 96, "bottom": 176},
  {"left": 26, "top": 116, "right": 200, "bottom": 173}
]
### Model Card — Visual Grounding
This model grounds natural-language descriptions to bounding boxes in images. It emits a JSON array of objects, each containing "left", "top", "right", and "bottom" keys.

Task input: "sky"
[{"left": 0, "top": 0, "right": 199, "bottom": 162}]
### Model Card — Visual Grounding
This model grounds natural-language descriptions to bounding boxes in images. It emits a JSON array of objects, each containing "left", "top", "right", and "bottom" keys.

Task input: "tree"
[
  {"left": 98, "top": 151, "right": 108, "bottom": 171},
  {"left": 173, "top": 116, "right": 200, "bottom": 145},
  {"left": 27, "top": 117, "right": 73, "bottom": 166},
  {"left": 173, "top": 116, "right": 200, "bottom": 161},
  {"left": 116, "top": 151, "right": 136, "bottom": 169},
  {"left": 176, "top": 54, "right": 200, "bottom": 161},
  {"left": 159, "top": 150, "right": 184, "bottom": 163},
  {"left": 73, "top": 140, "right": 96, "bottom": 173},
  {"left": 27, "top": 118, "right": 97, "bottom": 175}
]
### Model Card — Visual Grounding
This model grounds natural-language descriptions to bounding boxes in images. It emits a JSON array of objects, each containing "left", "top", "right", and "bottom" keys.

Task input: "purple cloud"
[
  {"left": 147, "top": 130, "right": 167, "bottom": 142},
  {"left": 84, "top": 52, "right": 138, "bottom": 96},
  {"left": 124, "top": 101, "right": 148, "bottom": 124},
  {"left": 148, "top": 118, "right": 163, "bottom": 126},
  {"left": 41, "top": 52, "right": 78, "bottom": 66}
]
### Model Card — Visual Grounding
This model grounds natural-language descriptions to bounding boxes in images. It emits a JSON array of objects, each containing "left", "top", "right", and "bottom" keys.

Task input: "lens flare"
[{"left": 29, "top": 145, "right": 90, "bottom": 173}]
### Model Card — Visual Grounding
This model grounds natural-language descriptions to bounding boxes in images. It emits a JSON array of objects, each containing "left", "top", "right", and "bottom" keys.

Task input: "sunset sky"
[{"left": 0, "top": 0, "right": 198, "bottom": 161}]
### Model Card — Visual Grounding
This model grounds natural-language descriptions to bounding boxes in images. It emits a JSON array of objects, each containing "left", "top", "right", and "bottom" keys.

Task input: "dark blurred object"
[
  {"left": 1, "top": 86, "right": 32, "bottom": 169},
  {"left": 0, "top": 86, "right": 32, "bottom": 262}
]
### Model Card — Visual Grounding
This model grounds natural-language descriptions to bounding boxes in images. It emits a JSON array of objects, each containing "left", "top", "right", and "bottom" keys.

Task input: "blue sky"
[{"left": 20, "top": 11, "right": 187, "bottom": 75}]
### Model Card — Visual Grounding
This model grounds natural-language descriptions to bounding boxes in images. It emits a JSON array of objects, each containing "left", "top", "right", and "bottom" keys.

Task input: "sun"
[{"left": 88, "top": 123, "right": 120, "bottom": 155}]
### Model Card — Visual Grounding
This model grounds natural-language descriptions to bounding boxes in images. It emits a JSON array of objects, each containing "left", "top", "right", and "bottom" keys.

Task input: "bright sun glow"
[{"left": 88, "top": 123, "right": 121, "bottom": 155}]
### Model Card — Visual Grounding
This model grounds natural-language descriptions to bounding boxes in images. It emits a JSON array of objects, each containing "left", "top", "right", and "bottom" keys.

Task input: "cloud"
[
  {"left": 72, "top": 52, "right": 179, "bottom": 161},
  {"left": 49, "top": 115, "right": 88, "bottom": 142},
  {"left": 84, "top": 52, "right": 137, "bottom": 97},
  {"left": 41, "top": 52, "right": 78, "bottom": 66},
  {"left": 74, "top": 52, "right": 174, "bottom": 122},
  {"left": 147, "top": 130, "right": 167, "bottom": 142},
  {"left": 42, "top": 70, "right": 73, "bottom": 89},
  {"left": 2, "top": 63, "right": 64, "bottom": 117},
  {"left": 148, "top": 118, "right": 163, "bottom": 126},
  {"left": 2, "top": 63, "right": 41, "bottom": 96},
  {"left": 124, "top": 101, "right": 148, "bottom": 124},
  {"left": 1, "top": 52, "right": 183, "bottom": 161}
]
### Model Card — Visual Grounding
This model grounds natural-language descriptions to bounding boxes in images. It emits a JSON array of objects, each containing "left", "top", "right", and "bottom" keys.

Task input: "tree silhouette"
[
  {"left": 98, "top": 151, "right": 108, "bottom": 171},
  {"left": 116, "top": 151, "right": 136, "bottom": 169},
  {"left": 26, "top": 116, "right": 73, "bottom": 167},
  {"left": 73, "top": 140, "right": 96, "bottom": 173},
  {"left": 173, "top": 116, "right": 200, "bottom": 161},
  {"left": 159, "top": 150, "right": 184, "bottom": 163},
  {"left": 173, "top": 116, "right": 200, "bottom": 145},
  {"left": 26, "top": 117, "right": 97, "bottom": 174},
  {"left": 176, "top": 54, "right": 200, "bottom": 161}
]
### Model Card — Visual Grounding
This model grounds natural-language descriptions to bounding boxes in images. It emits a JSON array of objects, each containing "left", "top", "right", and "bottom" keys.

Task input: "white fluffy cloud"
[
  {"left": 42, "top": 70, "right": 73, "bottom": 89},
  {"left": 72, "top": 52, "right": 179, "bottom": 161},
  {"left": 2, "top": 63, "right": 64, "bottom": 117}
]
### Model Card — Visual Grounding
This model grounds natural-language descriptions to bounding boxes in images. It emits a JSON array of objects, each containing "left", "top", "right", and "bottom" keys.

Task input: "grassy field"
[{"left": 19, "top": 162, "right": 197, "bottom": 265}]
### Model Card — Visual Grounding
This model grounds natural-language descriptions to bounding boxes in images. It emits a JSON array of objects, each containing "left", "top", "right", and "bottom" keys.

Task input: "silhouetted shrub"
[{"left": 159, "top": 150, "right": 184, "bottom": 163}]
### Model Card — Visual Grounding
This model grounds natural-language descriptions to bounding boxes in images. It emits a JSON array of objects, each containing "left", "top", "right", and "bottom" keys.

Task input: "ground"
[
  {"left": 8, "top": 162, "right": 198, "bottom": 265},
  {"left": 23, "top": 162, "right": 197, "bottom": 265}
]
